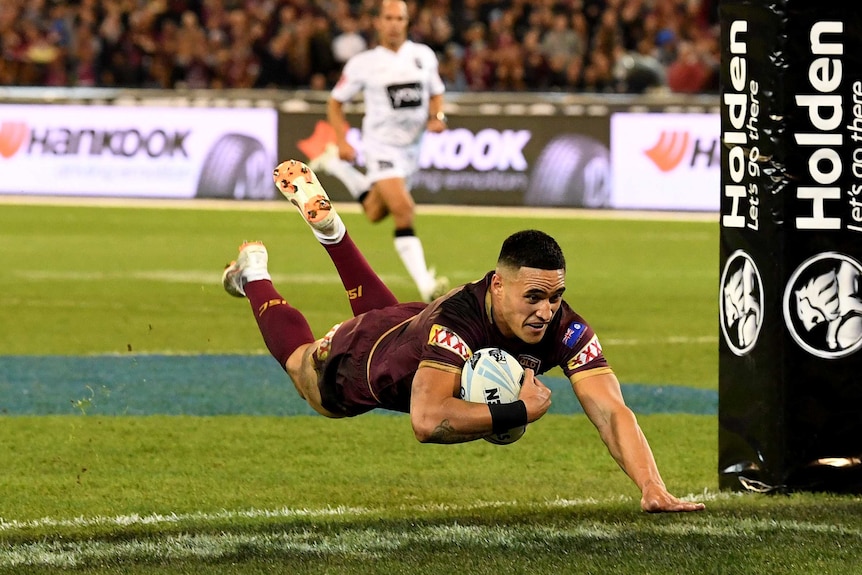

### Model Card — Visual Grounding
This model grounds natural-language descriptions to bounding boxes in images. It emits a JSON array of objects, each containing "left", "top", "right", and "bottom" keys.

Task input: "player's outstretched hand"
[
  {"left": 640, "top": 482, "right": 706, "bottom": 513},
  {"left": 519, "top": 368, "right": 551, "bottom": 423}
]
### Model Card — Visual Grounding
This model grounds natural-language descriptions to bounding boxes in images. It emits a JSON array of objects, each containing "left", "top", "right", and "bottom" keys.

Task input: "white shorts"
[{"left": 362, "top": 139, "right": 420, "bottom": 188}]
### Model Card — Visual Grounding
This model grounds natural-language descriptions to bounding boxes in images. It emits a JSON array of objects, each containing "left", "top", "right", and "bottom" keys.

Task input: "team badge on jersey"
[
  {"left": 566, "top": 334, "right": 603, "bottom": 371},
  {"left": 517, "top": 354, "right": 541, "bottom": 372},
  {"left": 428, "top": 324, "right": 471, "bottom": 361},
  {"left": 562, "top": 322, "right": 587, "bottom": 348}
]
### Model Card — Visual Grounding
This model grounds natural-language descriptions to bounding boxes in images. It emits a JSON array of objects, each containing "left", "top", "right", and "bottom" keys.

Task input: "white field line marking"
[
  {"left": 605, "top": 335, "right": 717, "bottom": 346},
  {"left": 12, "top": 270, "right": 412, "bottom": 286},
  {"left": 5, "top": 492, "right": 862, "bottom": 568},
  {"left": 0, "top": 194, "right": 719, "bottom": 222},
  {"left": 0, "top": 490, "right": 727, "bottom": 534}
]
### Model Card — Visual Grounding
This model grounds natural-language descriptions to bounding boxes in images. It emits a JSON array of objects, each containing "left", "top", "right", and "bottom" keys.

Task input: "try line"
[{"left": 0, "top": 194, "right": 719, "bottom": 222}]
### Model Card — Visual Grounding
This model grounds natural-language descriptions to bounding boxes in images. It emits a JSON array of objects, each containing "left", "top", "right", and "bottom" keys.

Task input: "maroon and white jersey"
[
  {"left": 330, "top": 40, "right": 444, "bottom": 148},
  {"left": 407, "top": 272, "right": 612, "bottom": 381},
  {"left": 319, "top": 271, "right": 612, "bottom": 415}
]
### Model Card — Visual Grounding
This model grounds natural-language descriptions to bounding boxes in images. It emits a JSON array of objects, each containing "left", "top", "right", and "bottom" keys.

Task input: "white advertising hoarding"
[
  {"left": 0, "top": 105, "right": 277, "bottom": 199},
  {"left": 610, "top": 112, "right": 720, "bottom": 211}
]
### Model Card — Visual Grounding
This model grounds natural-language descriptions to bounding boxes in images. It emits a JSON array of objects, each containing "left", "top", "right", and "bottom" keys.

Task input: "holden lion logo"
[
  {"left": 720, "top": 250, "right": 763, "bottom": 356},
  {"left": 783, "top": 252, "right": 862, "bottom": 359}
]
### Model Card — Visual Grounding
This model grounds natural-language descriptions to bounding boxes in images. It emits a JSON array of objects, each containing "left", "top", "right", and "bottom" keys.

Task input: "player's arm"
[
  {"left": 410, "top": 365, "right": 550, "bottom": 444},
  {"left": 326, "top": 97, "right": 356, "bottom": 162},
  {"left": 571, "top": 371, "right": 706, "bottom": 513},
  {"left": 426, "top": 93, "right": 446, "bottom": 133}
]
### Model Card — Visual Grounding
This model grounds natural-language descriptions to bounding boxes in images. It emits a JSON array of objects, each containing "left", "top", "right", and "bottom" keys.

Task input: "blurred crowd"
[{"left": 0, "top": 0, "right": 719, "bottom": 94}]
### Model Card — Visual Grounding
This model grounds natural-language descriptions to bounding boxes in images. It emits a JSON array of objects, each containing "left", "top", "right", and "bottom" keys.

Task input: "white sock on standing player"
[{"left": 394, "top": 235, "right": 436, "bottom": 300}]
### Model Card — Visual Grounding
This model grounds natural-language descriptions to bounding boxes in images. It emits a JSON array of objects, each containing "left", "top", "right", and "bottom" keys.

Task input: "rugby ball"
[{"left": 460, "top": 347, "right": 526, "bottom": 445}]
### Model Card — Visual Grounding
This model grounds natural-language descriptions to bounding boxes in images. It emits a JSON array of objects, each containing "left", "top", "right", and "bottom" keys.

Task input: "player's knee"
[
  {"left": 360, "top": 192, "right": 388, "bottom": 222},
  {"left": 363, "top": 205, "right": 388, "bottom": 222}
]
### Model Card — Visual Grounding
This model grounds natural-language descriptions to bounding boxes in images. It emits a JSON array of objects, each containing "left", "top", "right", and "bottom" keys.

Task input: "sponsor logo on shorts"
[
  {"left": 566, "top": 335, "right": 602, "bottom": 371},
  {"left": 428, "top": 324, "right": 471, "bottom": 360},
  {"left": 316, "top": 322, "right": 343, "bottom": 362},
  {"left": 562, "top": 322, "right": 586, "bottom": 348}
]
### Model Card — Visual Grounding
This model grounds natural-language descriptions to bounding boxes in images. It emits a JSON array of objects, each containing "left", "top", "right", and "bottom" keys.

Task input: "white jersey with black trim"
[{"left": 331, "top": 40, "right": 445, "bottom": 148}]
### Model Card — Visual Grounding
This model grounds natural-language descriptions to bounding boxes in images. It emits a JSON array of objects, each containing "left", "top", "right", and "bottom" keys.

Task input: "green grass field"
[{"left": 1, "top": 200, "right": 860, "bottom": 574}]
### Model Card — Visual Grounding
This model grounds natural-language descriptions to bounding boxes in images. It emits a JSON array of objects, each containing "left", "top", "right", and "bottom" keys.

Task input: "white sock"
[
  {"left": 325, "top": 159, "right": 370, "bottom": 200},
  {"left": 243, "top": 269, "right": 271, "bottom": 283},
  {"left": 394, "top": 235, "right": 435, "bottom": 297},
  {"left": 312, "top": 211, "right": 347, "bottom": 245}
]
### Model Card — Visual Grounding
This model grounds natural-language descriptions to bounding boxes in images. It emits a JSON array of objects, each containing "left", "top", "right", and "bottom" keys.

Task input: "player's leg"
[
  {"left": 285, "top": 341, "right": 345, "bottom": 418},
  {"left": 358, "top": 189, "right": 389, "bottom": 222},
  {"left": 309, "top": 143, "right": 371, "bottom": 202},
  {"left": 374, "top": 176, "right": 449, "bottom": 303},
  {"left": 273, "top": 159, "right": 398, "bottom": 315},
  {"left": 363, "top": 145, "right": 449, "bottom": 303},
  {"left": 221, "top": 241, "right": 341, "bottom": 417}
]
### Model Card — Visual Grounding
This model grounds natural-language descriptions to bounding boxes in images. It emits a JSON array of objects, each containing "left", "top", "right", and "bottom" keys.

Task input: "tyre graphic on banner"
[
  {"left": 195, "top": 133, "right": 274, "bottom": 200},
  {"left": 523, "top": 134, "right": 611, "bottom": 208}
]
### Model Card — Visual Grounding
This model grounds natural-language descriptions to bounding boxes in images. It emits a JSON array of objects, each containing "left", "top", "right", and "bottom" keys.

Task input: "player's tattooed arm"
[{"left": 427, "top": 419, "right": 484, "bottom": 444}]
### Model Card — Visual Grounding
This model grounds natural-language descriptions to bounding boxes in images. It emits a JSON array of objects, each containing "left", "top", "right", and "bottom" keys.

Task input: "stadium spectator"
[
  {"left": 220, "top": 157, "right": 707, "bottom": 514},
  {"left": 309, "top": 0, "right": 450, "bottom": 303},
  {"left": 437, "top": 41, "right": 467, "bottom": 91},
  {"left": 460, "top": 20, "right": 493, "bottom": 91},
  {"left": 666, "top": 39, "right": 712, "bottom": 93},
  {"left": 519, "top": 27, "right": 550, "bottom": 90},
  {"left": 331, "top": 14, "right": 367, "bottom": 67},
  {"left": 0, "top": 0, "right": 721, "bottom": 94},
  {"left": 541, "top": 10, "right": 584, "bottom": 89}
]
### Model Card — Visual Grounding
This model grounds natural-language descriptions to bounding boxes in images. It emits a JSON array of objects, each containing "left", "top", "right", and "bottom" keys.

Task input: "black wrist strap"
[{"left": 489, "top": 401, "right": 528, "bottom": 434}]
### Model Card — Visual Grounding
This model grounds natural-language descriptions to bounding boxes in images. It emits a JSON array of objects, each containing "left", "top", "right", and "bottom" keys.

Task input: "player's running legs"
[
  {"left": 367, "top": 176, "right": 449, "bottom": 303},
  {"left": 222, "top": 241, "right": 341, "bottom": 418},
  {"left": 272, "top": 159, "right": 398, "bottom": 315},
  {"left": 308, "top": 143, "right": 371, "bottom": 202},
  {"left": 309, "top": 148, "right": 448, "bottom": 303}
]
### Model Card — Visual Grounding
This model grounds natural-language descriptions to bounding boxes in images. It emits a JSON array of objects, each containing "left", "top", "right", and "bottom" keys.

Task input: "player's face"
[
  {"left": 491, "top": 266, "right": 566, "bottom": 344},
  {"left": 376, "top": 0, "right": 409, "bottom": 50}
]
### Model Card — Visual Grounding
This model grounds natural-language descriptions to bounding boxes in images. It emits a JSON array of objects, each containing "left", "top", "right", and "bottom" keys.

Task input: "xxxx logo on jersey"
[
  {"left": 428, "top": 324, "right": 471, "bottom": 361},
  {"left": 566, "top": 334, "right": 603, "bottom": 371}
]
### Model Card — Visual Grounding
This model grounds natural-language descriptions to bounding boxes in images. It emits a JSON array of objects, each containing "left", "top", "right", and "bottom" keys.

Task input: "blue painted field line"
[{"left": 0, "top": 355, "right": 716, "bottom": 416}]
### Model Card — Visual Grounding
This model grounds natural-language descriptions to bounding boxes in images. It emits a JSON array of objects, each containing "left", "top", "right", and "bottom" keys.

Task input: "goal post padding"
[{"left": 719, "top": 0, "right": 862, "bottom": 493}]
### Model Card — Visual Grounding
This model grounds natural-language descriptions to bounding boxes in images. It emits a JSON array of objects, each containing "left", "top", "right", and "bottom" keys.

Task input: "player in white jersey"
[{"left": 310, "top": 0, "right": 449, "bottom": 303}]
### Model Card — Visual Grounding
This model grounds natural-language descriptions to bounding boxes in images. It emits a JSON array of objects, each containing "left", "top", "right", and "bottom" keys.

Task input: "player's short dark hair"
[{"left": 497, "top": 230, "right": 566, "bottom": 271}]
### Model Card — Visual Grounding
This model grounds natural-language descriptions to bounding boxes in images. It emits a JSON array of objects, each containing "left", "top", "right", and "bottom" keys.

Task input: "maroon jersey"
[{"left": 314, "top": 271, "right": 612, "bottom": 416}]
